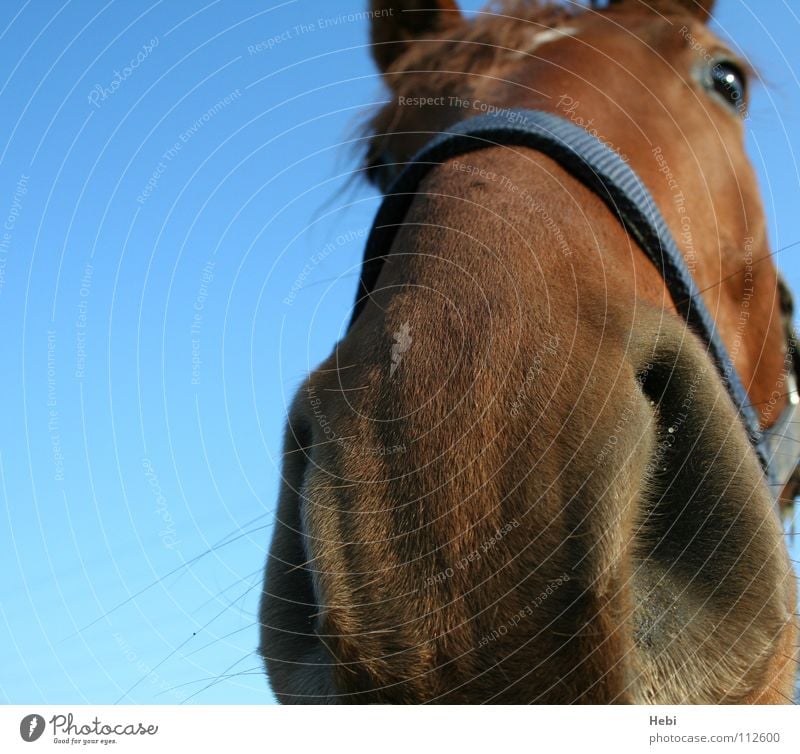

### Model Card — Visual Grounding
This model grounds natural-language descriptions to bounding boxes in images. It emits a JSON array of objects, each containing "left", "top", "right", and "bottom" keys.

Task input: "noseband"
[{"left": 351, "top": 108, "right": 800, "bottom": 502}]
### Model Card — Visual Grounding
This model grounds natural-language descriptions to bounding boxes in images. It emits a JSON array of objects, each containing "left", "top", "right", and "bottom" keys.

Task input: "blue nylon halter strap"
[{"left": 351, "top": 108, "right": 769, "bottom": 475}]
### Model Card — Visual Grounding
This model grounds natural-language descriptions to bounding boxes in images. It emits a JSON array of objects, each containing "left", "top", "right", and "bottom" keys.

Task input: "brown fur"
[{"left": 260, "top": 0, "right": 798, "bottom": 703}]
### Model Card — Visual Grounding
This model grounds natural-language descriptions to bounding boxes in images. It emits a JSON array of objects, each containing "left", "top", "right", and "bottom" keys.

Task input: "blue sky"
[{"left": 0, "top": 0, "right": 798, "bottom": 705}]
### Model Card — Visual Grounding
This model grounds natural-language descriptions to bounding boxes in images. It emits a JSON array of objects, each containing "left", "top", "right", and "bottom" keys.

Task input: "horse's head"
[{"left": 261, "top": 0, "right": 798, "bottom": 703}]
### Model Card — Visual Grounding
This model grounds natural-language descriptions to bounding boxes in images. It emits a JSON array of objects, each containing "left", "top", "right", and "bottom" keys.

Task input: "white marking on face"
[{"left": 516, "top": 26, "right": 580, "bottom": 56}]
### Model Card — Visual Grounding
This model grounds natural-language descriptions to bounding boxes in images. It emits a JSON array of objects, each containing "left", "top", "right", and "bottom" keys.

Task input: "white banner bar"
[{"left": 1, "top": 705, "right": 798, "bottom": 753}]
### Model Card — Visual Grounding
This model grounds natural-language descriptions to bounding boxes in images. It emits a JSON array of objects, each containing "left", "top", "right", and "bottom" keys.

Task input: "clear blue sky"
[{"left": 0, "top": 0, "right": 798, "bottom": 705}]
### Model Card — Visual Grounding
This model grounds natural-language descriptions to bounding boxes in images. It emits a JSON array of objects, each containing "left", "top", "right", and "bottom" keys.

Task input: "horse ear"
[
  {"left": 596, "top": 0, "right": 715, "bottom": 22},
  {"left": 369, "top": 1, "right": 464, "bottom": 73}
]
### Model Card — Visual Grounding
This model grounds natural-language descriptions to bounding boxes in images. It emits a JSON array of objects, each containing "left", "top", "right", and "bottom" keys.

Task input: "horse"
[{"left": 259, "top": 0, "right": 799, "bottom": 703}]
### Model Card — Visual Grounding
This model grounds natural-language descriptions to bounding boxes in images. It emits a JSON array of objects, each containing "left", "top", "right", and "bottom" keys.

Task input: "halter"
[{"left": 351, "top": 108, "right": 800, "bottom": 501}]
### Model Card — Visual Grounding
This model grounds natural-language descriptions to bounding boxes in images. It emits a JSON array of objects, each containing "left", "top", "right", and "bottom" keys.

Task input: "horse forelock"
[{"left": 358, "top": 0, "right": 721, "bottom": 188}]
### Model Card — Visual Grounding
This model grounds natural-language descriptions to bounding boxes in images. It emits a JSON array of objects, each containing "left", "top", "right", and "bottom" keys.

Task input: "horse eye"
[{"left": 708, "top": 60, "right": 746, "bottom": 112}]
